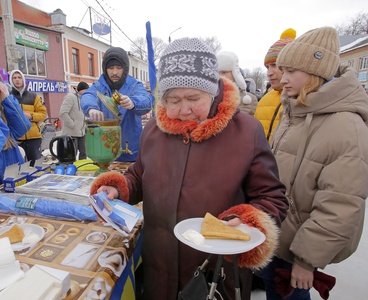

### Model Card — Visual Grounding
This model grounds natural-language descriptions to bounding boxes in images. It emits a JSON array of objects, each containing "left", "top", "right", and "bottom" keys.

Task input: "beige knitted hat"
[{"left": 276, "top": 27, "right": 340, "bottom": 81}]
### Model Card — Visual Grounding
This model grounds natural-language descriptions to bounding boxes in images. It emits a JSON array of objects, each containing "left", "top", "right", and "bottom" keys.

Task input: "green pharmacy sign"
[{"left": 14, "top": 24, "right": 49, "bottom": 51}]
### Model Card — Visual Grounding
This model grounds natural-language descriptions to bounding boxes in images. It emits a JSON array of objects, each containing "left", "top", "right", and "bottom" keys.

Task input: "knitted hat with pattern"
[
  {"left": 264, "top": 28, "right": 296, "bottom": 66},
  {"left": 277, "top": 27, "right": 340, "bottom": 81},
  {"left": 158, "top": 37, "right": 219, "bottom": 97}
]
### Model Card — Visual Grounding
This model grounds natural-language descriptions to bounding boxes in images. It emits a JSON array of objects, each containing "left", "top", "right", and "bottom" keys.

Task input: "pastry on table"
[{"left": 0, "top": 224, "right": 25, "bottom": 243}]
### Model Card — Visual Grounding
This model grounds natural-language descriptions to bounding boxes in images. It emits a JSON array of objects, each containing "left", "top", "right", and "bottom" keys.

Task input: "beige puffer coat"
[{"left": 271, "top": 66, "right": 368, "bottom": 271}]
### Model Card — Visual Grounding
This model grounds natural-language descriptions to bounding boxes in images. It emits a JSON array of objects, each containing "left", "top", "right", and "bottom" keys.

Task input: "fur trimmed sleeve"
[
  {"left": 219, "top": 204, "right": 279, "bottom": 269},
  {"left": 90, "top": 171, "right": 130, "bottom": 202}
]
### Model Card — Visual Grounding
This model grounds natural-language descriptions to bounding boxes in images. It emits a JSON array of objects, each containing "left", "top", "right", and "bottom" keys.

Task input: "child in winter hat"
[
  {"left": 276, "top": 27, "right": 340, "bottom": 81},
  {"left": 157, "top": 37, "right": 219, "bottom": 99},
  {"left": 264, "top": 28, "right": 297, "bottom": 66},
  {"left": 216, "top": 51, "right": 252, "bottom": 104}
]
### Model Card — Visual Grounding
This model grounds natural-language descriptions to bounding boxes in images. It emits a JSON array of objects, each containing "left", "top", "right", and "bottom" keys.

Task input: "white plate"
[
  {"left": 0, "top": 224, "right": 45, "bottom": 251},
  {"left": 174, "top": 218, "right": 266, "bottom": 255}
]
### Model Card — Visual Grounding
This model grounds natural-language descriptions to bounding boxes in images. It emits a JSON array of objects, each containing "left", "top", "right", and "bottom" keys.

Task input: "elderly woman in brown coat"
[{"left": 90, "top": 37, "right": 288, "bottom": 300}]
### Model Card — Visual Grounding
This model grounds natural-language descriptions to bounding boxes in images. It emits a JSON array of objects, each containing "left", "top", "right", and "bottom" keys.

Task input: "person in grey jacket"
[
  {"left": 262, "top": 27, "right": 368, "bottom": 299},
  {"left": 59, "top": 81, "right": 89, "bottom": 160}
]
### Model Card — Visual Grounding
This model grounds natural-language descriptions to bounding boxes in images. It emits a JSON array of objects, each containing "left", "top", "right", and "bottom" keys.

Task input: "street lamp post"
[{"left": 168, "top": 27, "right": 182, "bottom": 43}]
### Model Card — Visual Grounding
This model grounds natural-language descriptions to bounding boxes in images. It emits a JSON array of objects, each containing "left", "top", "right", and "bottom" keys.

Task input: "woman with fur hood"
[{"left": 90, "top": 38, "right": 288, "bottom": 300}]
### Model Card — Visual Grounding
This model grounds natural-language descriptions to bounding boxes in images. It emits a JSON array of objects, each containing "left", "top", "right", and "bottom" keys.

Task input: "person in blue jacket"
[
  {"left": 0, "top": 78, "right": 31, "bottom": 184},
  {"left": 81, "top": 47, "right": 154, "bottom": 162}
]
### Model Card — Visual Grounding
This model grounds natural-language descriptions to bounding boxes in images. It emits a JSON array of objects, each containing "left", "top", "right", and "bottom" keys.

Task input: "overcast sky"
[{"left": 21, "top": 0, "right": 366, "bottom": 70}]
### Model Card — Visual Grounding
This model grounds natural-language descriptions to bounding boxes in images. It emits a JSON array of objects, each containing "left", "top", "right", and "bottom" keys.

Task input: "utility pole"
[{"left": 1, "top": 0, "right": 18, "bottom": 71}]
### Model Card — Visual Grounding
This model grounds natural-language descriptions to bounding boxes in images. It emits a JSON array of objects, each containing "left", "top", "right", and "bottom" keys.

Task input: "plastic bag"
[{"left": 0, "top": 194, "right": 98, "bottom": 222}]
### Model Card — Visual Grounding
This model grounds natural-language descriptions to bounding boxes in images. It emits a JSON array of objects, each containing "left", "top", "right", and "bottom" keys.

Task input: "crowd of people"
[
  {"left": 90, "top": 26, "right": 368, "bottom": 300},
  {"left": 1, "top": 24, "right": 368, "bottom": 300}
]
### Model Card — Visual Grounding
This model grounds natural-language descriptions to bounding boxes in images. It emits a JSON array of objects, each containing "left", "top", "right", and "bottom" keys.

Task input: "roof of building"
[{"left": 339, "top": 34, "right": 368, "bottom": 53}]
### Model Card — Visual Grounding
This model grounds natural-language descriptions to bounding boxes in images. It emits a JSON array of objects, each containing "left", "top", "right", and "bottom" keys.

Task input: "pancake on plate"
[
  {"left": 200, "top": 212, "right": 251, "bottom": 241},
  {"left": 0, "top": 224, "right": 25, "bottom": 243}
]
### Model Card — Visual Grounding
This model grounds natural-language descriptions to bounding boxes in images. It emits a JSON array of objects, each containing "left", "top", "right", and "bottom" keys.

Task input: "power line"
[
  {"left": 95, "top": 0, "right": 149, "bottom": 55},
  {"left": 94, "top": 0, "right": 137, "bottom": 47}
]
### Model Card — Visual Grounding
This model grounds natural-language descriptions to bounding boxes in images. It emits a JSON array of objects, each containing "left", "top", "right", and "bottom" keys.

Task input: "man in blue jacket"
[{"left": 81, "top": 47, "right": 154, "bottom": 162}]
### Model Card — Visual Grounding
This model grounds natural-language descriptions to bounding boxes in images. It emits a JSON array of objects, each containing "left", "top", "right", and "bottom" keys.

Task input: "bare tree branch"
[
  {"left": 199, "top": 37, "right": 222, "bottom": 53},
  {"left": 336, "top": 11, "right": 368, "bottom": 35},
  {"left": 130, "top": 36, "right": 167, "bottom": 64}
]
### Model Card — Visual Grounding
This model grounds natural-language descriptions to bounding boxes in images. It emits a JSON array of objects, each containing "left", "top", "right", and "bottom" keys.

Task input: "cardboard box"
[{"left": 0, "top": 264, "right": 70, "bottom": 300}]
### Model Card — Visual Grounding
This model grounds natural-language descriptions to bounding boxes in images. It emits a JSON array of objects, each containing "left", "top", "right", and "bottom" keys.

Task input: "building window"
[
  {"left": 359, "top": 56, "right": 368, "bottom": 70},
  {"left": 348, "top": 60, "right": 354, "bottom": 67},
  {"left": 88, "top": 53, "right": 94, "bottom": 76},
  {"left": 72, "top": 48, "right": 80, "bottom": 74},
  {"left": 16, "top": 45, "right": 46, "bottom": 76}
]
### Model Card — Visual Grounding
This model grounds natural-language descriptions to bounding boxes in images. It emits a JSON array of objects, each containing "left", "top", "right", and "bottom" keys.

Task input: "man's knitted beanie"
[
  {"left": 264, "top": 28, "right": 296, "bottom": 66},
  {"left": 277, "top": 27, "right": 340, "bottom": 81},
  {"left": 158, "top": 37, "right": 219, "bottom": 97}
]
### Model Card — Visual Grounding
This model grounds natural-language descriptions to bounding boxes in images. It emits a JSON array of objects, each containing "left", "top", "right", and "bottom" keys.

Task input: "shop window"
[
  {"left": 88, "top": 53, "right": 94, "bottom": 76},
  {"left": 72, "top": 48, "right": 80, "bottom": 74},
  {"left": 16, "top": 45, "right": 46, "bottom": 76}
]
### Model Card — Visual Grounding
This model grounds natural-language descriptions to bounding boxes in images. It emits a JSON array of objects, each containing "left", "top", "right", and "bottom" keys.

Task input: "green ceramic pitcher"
[{"left": 86, "top": 120, "right": 122, "bottom": 174}]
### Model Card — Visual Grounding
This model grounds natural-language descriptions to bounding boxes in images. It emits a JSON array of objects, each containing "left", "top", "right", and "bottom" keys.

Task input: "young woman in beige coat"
[{"left": 261, "top": 27, "right": 368, "bottom": 299}]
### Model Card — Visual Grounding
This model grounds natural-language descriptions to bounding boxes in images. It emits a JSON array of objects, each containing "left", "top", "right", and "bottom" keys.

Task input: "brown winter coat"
[
  {"left": 271, "top": 66, "right": 368, "bottom": 271},
  {"left": 91, "top": 79, "right": 288, "bottom": 300}
]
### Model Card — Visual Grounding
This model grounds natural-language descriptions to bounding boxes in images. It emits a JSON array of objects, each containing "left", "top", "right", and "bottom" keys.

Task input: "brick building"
[
  {"left": 0, "top": 0, "right": 149, "bottom": 120},
  {"left": 0, "top": 0, "right": 65, "bottom": 119}
]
